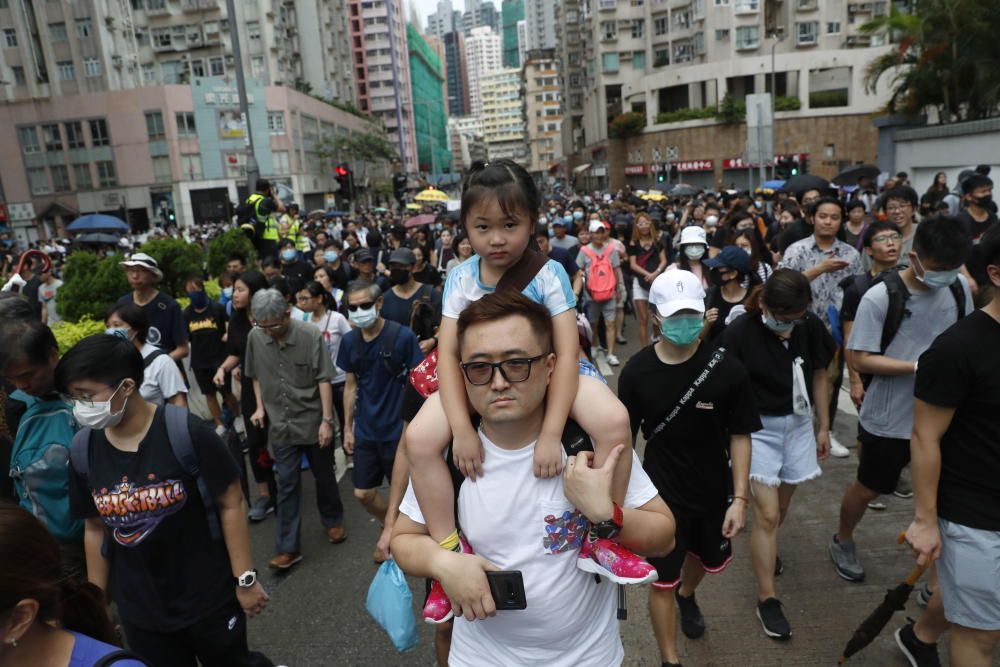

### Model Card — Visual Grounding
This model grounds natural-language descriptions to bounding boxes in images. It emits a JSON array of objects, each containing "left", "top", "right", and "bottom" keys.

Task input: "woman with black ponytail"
[{"left": 295, "top": 281, "right": 351, "bottom": 432}]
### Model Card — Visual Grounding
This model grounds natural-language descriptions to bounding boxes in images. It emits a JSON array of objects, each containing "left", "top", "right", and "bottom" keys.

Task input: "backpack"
[
  {"left": 142, "top": 348, "right": 167, "bottom": 370},
  {"left": 581, "top": 245, "right": 617, "bottom": 301},
  {"left": 8, "top": 391, "right": 84, "bottom": 543},
  {"left": 69, "top": 404, "right": 222, "bottom": 554},
  {"left": 407, "top": 285, "right": 439, "bottom": 342},
  {"left": 93, "top": 649, "right": 150, "bottom": 667},
  {"left": 349, "top": 319, "right": 411, "bottom": 384}
]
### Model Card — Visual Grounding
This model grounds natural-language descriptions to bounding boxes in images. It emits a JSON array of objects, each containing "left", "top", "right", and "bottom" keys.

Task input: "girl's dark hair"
[
  {"left": 301, "top": 280, "right": 336, "bottom": 311},
  {"left": 105, "top": 302, "right": 150, "bottom": 345},
  {"left": 54, "top": 333, "right": 143, "bottom": 397},
  {"left": 219, "top": 270, "right": 239, "bottom": 286},
  {"left": 733, "top": 228, "right": 772, "bottom": 270},
  {"left": 780, "top": 200, "right": 802, "bottom": 219},
  {"left": 0, "top": 506, "right": 118, "bottom": 645},
  {"left": 452, "top": 232, "right": 472, "bottom": 256},
  {"left": 460, "top": 159, "right": 541, "bottom": 232},
  {"left": 747, "top": 268, "right": 812, "bottom": 316},
  {"left": 236, "top": 270, "right": 269, "bottom": 299}
]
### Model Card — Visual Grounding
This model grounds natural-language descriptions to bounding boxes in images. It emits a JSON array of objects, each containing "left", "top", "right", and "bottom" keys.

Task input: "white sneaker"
[
  {"left": 215, "top": 424, "right": 227, "bottom": 437},
  {"left": 606, "top": 353, "right": 620, "bottom": 366},
  {"left": 233, "top": 415, "right": 246, "bottom": 435},
  {"left": 829, "top": 432, "right": 850, "bottom": 458}
]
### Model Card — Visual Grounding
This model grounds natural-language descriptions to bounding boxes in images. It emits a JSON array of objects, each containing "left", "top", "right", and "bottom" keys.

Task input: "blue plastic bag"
[{"left": 366, "top": 560, "right": 419, "bottom": 653}]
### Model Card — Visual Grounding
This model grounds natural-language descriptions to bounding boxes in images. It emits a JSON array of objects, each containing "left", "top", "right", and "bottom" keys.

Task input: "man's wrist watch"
[
  {"left": 236, "top": 569, "right": 258, "bottom": 588},
  {"left": 322, "top": 416, "right": 336, "bottom": 425},
  {"left": 591, "top": 503, "right": 624, "bottom": 540}
]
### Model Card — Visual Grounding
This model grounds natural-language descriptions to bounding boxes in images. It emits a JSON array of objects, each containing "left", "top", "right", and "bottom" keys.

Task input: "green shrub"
[
  {"left": 206, "top": 229, "right": 256, "bottom": 278},
  {"left": 809, "top": 90, "right": 848, "bottom": 108},
  {"left": 655, "top": 107, "right": 716, "bottom": 124},
  {"left": 56, "top": 253, "right": 130, "bottom": 323},
  {"left": 138, "top": 237, "right": 204, "bottom": 298},
  {"left": 51, "top": 317, "right": 107, "bottom": 354},
  {"left": 775, "top": 95, "right": 802, "bottom": 111},
  {"left": 716, "top": 93, "right": 744, "bottom": 124},
  {"left": 608, "top": 111, "right": 647, "bottom": 138}
]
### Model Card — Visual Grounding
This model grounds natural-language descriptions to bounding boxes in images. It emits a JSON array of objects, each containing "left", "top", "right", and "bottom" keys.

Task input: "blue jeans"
[{"left": 272, "top": 442, "right": 345, "bottom": 554}]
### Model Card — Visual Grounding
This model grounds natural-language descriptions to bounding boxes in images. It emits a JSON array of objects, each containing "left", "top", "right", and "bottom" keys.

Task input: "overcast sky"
[{"left": 409, "top": 0, "right": 467, "bottom": 27}]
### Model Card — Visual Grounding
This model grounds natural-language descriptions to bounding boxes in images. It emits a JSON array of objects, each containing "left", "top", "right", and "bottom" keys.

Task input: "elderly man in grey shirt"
[{"left": 245, "top": 288, "right": 346, "bottom": 571}]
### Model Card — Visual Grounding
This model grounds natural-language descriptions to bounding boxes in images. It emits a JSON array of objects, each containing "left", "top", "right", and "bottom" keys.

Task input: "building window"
[
  {"left": 11, "top": 66, "right": 25, "bottom": 86},
  {"left": 73, "top": 163, "right": 92, "bottom": 190},
  {"left": 176, "top": 112, "right": 196, "bottom": 137},
  {"left": 250, "top": 56, "right": 264, "bottom": 77},
  {"left": 51, "top": 165, "right": 71, "bottom": 192},
  {"left": 65, "top": 121, "right": 85, "bottom": 149},
  {"left": 152, "top": 156, "right": 171, "bottom": 183},
  {"left": 735, "top": 25, "right": 759, "bottom": 49},
  {"left": 189, "top": 59, "right": 205, "bottom": 77},
  {"left": 76, "top": 18, "right": 93, "bottom": 38},
  {"left": 49, "top": 23, "right": 68, "bottom": 42},
  {"left": 145, "top": 111, "right": 165, "bottom": 140},
  {"left": 83, "top": 58, "right": 101, "bottom": 77},
  {"left": 57, "top": 61, "right": 75, "bottom": 81},
  {"left": 142, "top": 63, "right": 156, "bottom": 83},
  {"left": 734, "top": 0, "right": 758, "bottom": 12},
  {"left": 181, "top": 153, "right": 202, "bottom": 180},
  {"left": 631, "top": 19, "right": 644, "bottom": 38},
  {"left": 715, "top": 28, "right": 730, "bottom": 40},
  {"left": 89, "top": 119, "right": 109, "bottom": 146},
  {"left": 3, "top": 28, "right": 17, "bottom": 47},
  {"left": 152, "top": 28, "right": 171, "bottom": 48},
  {"left": 601, "top": 52, "right": 618, "bottom": 72},
  {"left": 827, "top": 21, "right": 841, "bottom": 34},
  {"left": 653, "top": 17, "right": 669, "bottom": 36},
  {"left": 633, "top": 50, "right": 646, "bottom": 69},
  {"left": 654, "top": 48, "right": 670, "bottom": 67},
  {"left": 28, "top": 168, "right": 49, "bottom": 195},
  {"left": 147, "top": 0, "right": 166, "bottom": 8},
  {"left": 96, "top": 161, "right": 117, "bottom": 188},
  {"left": 267, "top": 111, "right": 286, "bottom": 134},
  {"left": 601, "top": 21, "right": 616, "bottom": 40},
  {"left": 247, "top": 21, "right": 261, "bottom": 40},
  {"left": 797, "top": 21, "right": 818, "bottom": 45},
  {"left": 42, "top": 124, "right": 62, "bottom": 151},
  {"left": 18, "top": 126, "right": 40, "bottom": 154},
  {"left": 272, "top": 150, "right": 291, "bottom": 174},
  {"left": 209, "top": 57, "right": 224, "bottom": 76}
]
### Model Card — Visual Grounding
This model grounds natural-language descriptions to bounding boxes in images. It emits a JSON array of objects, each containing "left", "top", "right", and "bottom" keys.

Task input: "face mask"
[
  {"left": 973, "top": 195, "right": 997, "bottom": 213},
  {"left": 705, "top": 215, "right": 719, "bottom": 228},
  {"left": 389, "top": 268, "right": 410, "bottom": 286},
  {"left": 538, "top": 216, "right": 547, "bottom": 225},
  {"left": 188, "top": 290, "right": 208, "bottom": 309},
  {"left": 754, "top": 201, "right": 764, "bottom": 209},
  {"left": 914, "top": 255, "right": 960, "bottom": 290},
  {"left": 563, "top": 216, "right": 574, "bottom": 226},
  {"left": 221, "top": 286, "right": 234, "bottom": 299},
  {"left": 324, "top": 251, "right": 339, "bottom": 263},
  {"left": 548, "top": 226, "right": 555, "bottom": 238},
  {"left": 762, "top": 313, "right": 795, "bottom": 335},
  {"left": 281, "top": 249, "right": 297, "bottom": 262},
  {"left": 666, "top": 213, "right": 676, "bottom": 222},
  {"left": 549, "top": 208, "right": 557, "bottom": 215},
  {"left": 660, "top": 315, "right": 704, "bottom": 346},
  {"left": 349, "top": 305, "right": 377, "bottom": 329},
  {"left": 683, "top": 245, "right": 705, "bottom": 261},
  {"left": 105, "top": 327, "right": 134, "bottom": 342},
  {"left": 738, "top": 246, "right": 752, "bottom": 256},
  {"left": 573, "top": 211, "right": 584, "bottom": 221},
  {"left": 73, "top": 380, "right": 129, "bottom": 430}
]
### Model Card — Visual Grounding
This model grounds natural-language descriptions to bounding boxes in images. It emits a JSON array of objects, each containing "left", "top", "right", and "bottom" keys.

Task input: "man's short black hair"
[
  {"left": 54, "top": 334, "right": 143, "bottom": 395},
  {"left": 226, "top": 251, "right": 247, "bottom": 265},
  {"left": 0, "top": 318, "right": 57, "bottom": 373},
  {"left": 807, "top": 196, "right": 845, "bottom": 218},
  {"left": 962, "top": 174, "right": 993, "bottom": 195},
  {"left": 261, "top": 256, "right": 280, "bottom": 270},
  {"left": 279, "top": 238, "right": 295, "bottom": 249},
  {"left": 255, "top": 179, "right": 271, "bottom": 193},
  {"left": 980, "top": 224, "right": 1000, "bottom": 272},
  {"left": 882, "top": 186, "right": 918, "bottom": 208},
  {"left": 845, "top": 200, "right": 866, "bottom": 213},
  {"left": 862, "top": 220, "right": 899, "bottom": 248},
  {"left": 912, "top": 215, "right": 972, "bottom": 267}
]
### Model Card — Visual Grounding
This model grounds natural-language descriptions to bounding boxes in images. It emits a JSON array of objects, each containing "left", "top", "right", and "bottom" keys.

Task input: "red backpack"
[{"left": 581, "top": 245, "right": 617, "bottom": 301}]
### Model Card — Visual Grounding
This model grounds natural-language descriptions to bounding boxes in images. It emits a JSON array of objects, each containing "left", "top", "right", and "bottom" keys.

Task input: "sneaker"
[
  {"left": 829, "top": 534, "right": 865, "bottom": 582},
  {"left": 756, "top": 598, "right": 791, "bottom": 639},
  {"left": 576, "top": 537, "right": 657, "bottom": 585},
  {"left": 423, "top": 579, "right": 454, "bottom": 624},
  {"left": 248, "top": 495, "right": 275, "bottom": 522},
  {"left": 606, "top": 353, "right": 621, "bottom": 366},
  {"left": 215, "top": 424, "right": 228, "bottom": 437},
  {"left": 895, "top": 619, "right": 942, "bottom": 667},
  {"left": 675, "top": 589, "right": 706, "bottom": 639},
  {"left": 233, "top": 415, "right": 246, "bottom": 436},
  {"left": 829, "top": 432, "right": 850, "bottom": 458},
  {"left": 615, "top": 335, "right": 628, "bottom": 345},
  {"left": 915, "top": 583, "right": 933, "bottom": 609},
  {"left": 268, "top": 552, "right": 302, "bottom": 570},
  {"left": 894, "top": 475, "right": 914, "bottom": 499},
  {"left": 774, "top": 554, "right": 784, "bottom": 577},
  {"left": 868, "top": 500, "right": 887, "bottom": 511}
]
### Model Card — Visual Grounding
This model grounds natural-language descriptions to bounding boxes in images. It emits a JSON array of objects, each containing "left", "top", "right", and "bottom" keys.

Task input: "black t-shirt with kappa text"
[
  {"left": 183, "top": 301, "right": 228, "bottom": 369},
  {"left": 618, "top": 344, "right": 761, "bottom": 514},
  {"left": 914, "top": 310, "right": 1000, "bottom": 531},
  {"left": 68, "top": 408, "right": 239, "bottom": 632}
]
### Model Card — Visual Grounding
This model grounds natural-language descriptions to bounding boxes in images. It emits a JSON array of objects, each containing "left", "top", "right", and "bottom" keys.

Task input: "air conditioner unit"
[
  {"left": 112, "top": 54, "right": 123, "bottom": 69},
  {"left": 225, "top": 54, "right": 235, "bottom": 65}
]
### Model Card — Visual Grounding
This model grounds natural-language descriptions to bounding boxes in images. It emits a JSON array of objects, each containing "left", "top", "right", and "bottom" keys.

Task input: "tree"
[
  {"left": 56, "top": 253, "right": 129, "bottom": 323},
  {"left": 861, "top": 0, "right": 1000, "bottom": 122},
  {"left": 315, "top": 128, "right": 399, "bottom": 196},
  {"left": 608, "top": 112, "right": 647, "bottom": 138},
  {"left": 207, "top": 228, "right": 257, "bottom": 278}
]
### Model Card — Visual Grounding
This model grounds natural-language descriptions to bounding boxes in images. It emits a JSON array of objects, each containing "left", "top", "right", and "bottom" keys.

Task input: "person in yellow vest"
[
  {"left": 240, "top": 179, "right": 284, "bottom": 261},
  {"left": 279, "top": 204, "right": 312, "bottom": 258}
]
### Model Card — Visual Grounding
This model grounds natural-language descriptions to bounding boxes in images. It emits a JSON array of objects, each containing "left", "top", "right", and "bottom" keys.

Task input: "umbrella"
[
  {"left": 405, "top": 203, "right": 422, "bottom": 211},
  {"left": 833, "top": 164, "right": 880, "bottom": 187},
  {"left": 374, "top": 207, "right": 389, "bottom": 213},
  {"left": 404, "top": 214, "right": 436, "bottom": 229},
  {"left": 670, "top": 183, "right": 701, "bottom": 196},
  {"left": 307, "top": 209, "right": 327, "bottom": 220},
  {"left": 67, "top": 214, "right": 130, "bottom": 233},
  {"left": 414, "top": 188, "right": 449, "bottom": 203},
  {"left": 838, "top": 533, "right": 927, "bottom": 664},
  {"left": 641, "top": 192, "right": 666, "bottom": 201},
  {"left": 763, "top": 179, "right": 786, "bottom": 190},
  {"left": 73, "top": 232, "right": 122, "bottom": 245},
  {"left": 779, "top": 174, "right": 831, "bottom": 196},
  {"left": 324, "top": 211, "right": 349, "bottom": 218}
]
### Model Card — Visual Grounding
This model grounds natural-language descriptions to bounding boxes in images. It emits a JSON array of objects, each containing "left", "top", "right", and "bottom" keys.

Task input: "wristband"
[{"left": 732, "top": 495, "right": 749, "bottom": 504}]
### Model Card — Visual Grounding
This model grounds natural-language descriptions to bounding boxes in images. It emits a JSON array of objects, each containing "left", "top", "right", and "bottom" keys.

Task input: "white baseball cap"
[
  {"left": 649, "top": 269, "right": 707, "bottom": 318},
  {"left": 588, "top": 220, "right": 608, "bottom": 233},
  {"left": 679, "top": 225, "right": 707, "bottom": 246}
]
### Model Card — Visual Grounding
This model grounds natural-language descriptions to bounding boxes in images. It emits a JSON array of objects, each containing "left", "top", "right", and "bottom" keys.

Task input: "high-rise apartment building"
[
  {"left": 464, "top": 26, "right": 502, "bottom": 117},
  {"left": 407, "top": 24, "right": 451, "bottom": 176},
  {"left": 501, "top": 0, "right": 525, "bottom": 68},
  {"left": 522, "top": 49, "right": 562, "bottom": 177},
  {"left": 480, "top": 68, "right": 526, "bottom": 161},
  {"left": 448, "top": 115, "right": 487, "bottom": 170},
  {"left": 525, "top": 0, "right": 557, "bottom": 51},
  {"left": 443, "top": 30, "right": 470, "bottom": 116},
  {"left": 557, "top": 0, "right": 586, "bottom": 157},
  {"left": 463, "top": 0, "right": 500, "bottom": 35},
  {"left": 426, "top": 0, "right": 462, "bottom": 40}
]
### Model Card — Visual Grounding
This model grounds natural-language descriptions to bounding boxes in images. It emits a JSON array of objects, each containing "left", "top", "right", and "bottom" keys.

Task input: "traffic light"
[
  {"left": 167, "top": 208, "right": 176, "bottom": 223},
  {"left": 657, "top": 164, "right": 666, "bottom": 183},
  {"left": 800, "top": 157, "right": 809, "bottom": 174},
  {"left": 776, "top": 157, "right": 793, "bottom": 179},
  {"left": 392, "top": 172, "right": 407, "bottom": 201},
  {"left": 335, "top": 164, "right": 354, "bottom": 201}
]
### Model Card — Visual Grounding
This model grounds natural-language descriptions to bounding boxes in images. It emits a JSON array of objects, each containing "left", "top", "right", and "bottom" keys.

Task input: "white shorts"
[
  {"left": 750, "top": 413, "right": 821, "bottom": 487},
  {"left": 632, "top": 277, "right": 649, "bottom": 301},
  {"left": 938, "top": 518, "right": 1000, "bottom": 630}
]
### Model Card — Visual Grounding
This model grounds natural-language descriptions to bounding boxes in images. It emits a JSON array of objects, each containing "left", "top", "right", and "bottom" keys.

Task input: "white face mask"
[
  {"left": 684, "top": 245, "right": 706, "bottom": 261},
  {"left": 349, "top": 305, "right": 378, "bottom": 329},
  {"left": 705, "top": 215, "right": 719, "bottom": 227},
  {"left": 73, "top": 380, "right": 130, "bottom": 430}
]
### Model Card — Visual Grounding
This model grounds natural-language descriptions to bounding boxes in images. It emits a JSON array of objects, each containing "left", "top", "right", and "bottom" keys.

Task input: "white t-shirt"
[
  {"left": 139, "top": 342, "right": 187, "bottom": 406},
  {"left": 300, "top": 310, "right": 352, "bottom": 385},
  {"left": 399, "top": 432, "right": 659, "bottom": 667}
]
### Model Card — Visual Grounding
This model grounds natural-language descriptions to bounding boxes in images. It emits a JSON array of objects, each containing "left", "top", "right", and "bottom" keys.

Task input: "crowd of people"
[{"left": 0, "top": 162, "right": 997, "bottom": 667}]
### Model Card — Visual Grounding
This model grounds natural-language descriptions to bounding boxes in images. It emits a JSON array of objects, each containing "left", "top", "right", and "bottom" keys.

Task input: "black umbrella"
[
  {"left": 779, "top": 174, "right": 832, "bottom": 197},
  {"left": 670, "top": 183, "right": 701, "bottom": 196},
  {"left": 833, "top": 164, "right": 880, "bottom": 187}
]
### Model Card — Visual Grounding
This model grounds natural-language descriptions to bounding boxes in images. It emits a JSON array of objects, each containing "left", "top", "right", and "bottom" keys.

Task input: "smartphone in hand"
[{"left": 486, "top": 571, "right": 527, "bottom": 611}]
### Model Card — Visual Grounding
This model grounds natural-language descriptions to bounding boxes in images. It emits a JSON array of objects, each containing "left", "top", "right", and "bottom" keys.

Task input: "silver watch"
[
  {"left": 322, "top": 417, "right": 336, "bottom": 425},
  {"left": 237, "top": 569, "right": 257, "bottom": 588}
]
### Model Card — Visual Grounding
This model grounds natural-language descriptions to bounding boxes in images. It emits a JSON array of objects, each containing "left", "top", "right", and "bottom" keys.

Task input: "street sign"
[
  {"left": 651, "top": 148, "right": 661, "bottom": 161},
  {"left": 667, "top": 145, "right": 679, "bottom": 160}
]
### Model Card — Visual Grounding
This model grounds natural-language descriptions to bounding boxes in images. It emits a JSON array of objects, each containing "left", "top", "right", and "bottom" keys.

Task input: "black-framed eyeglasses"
[
  {"left": 347, "top": 301, "right": 376, "bottom": 312},
  {"left": 460, "top": 355, "right": 546, "bottom": 386}
]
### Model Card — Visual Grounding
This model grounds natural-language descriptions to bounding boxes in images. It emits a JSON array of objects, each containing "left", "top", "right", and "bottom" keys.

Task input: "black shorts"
[
  {"left": 352, "top": 438, "right": 398, "bottom": 490},
  {"left": 856, "top": 426, "right": 910, "bottom": 495},
  {"left": 649, "top": 503, "right": 733, "bottom": 590},
  {"left": 192, "top": 367, "right": 232, "bottom": 398}
]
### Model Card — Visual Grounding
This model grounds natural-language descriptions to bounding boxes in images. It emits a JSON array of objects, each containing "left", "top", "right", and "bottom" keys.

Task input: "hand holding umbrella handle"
[{"left": 898, "top": 531, "right": 928, "bottom": 586}]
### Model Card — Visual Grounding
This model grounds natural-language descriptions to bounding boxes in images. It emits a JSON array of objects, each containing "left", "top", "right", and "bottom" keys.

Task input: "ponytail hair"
[
  {"left": 302, "top": 280, "right": 337, "bottom": 312},
  {"left": 746, "top": 268, "right": 812, "bottom": 316}
]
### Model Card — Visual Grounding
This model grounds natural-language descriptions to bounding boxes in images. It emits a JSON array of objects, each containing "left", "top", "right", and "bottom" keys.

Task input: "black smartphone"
[{"left": 486, "top": 570, "right": 527, "bottom": 611}]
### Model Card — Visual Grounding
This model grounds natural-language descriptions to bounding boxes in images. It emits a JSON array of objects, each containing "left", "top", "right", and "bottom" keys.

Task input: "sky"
[{"left": 410, "top": 0, "right": 466, "bottom": 27}]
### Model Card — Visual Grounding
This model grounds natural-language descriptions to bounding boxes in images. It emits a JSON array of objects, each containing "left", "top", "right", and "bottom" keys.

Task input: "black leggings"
[{"left": 239, "top": 380, "right": 276, "bottom": 496}]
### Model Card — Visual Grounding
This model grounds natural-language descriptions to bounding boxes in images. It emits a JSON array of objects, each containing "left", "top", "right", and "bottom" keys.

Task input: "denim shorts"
[
  {"left": 749, "top": 413, "right": 821, "bottom": 487},
  {"left": 938, "top": 518, "right": 1000, "bottom": 630}
]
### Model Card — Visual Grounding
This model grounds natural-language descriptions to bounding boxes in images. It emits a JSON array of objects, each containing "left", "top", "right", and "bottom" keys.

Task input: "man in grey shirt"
[
  {"left": 245, "top": 288, "right": 346, "bottom": 571},
  {"left": 831, "top": 216, "right": 972, "bottom": 591},
  {"left": 550, "top": 217, "right": 580, "bottom": 255}
]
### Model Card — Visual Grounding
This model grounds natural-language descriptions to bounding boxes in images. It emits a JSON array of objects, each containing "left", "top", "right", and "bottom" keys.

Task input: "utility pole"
[{"left": 226, "top": 0, "right": 259, "bottom": 189}]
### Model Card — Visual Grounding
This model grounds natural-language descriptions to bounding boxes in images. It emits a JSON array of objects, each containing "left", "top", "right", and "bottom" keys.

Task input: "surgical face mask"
[
  {"left": 973, "top": 195, "right": 997, "bottom": 213},
  {"left": 705, "top": 215, "right": 719, "bottom": 228},
  {"left": 324, "top": 250, "right": 339, "bottom": 263},
  {"left": 73, "top": 380, "right": 130, "bottom": 430},
  {"left": 683, "top": 245, "right": 705, "bottom": 261},
  {"left": 573, "top": 211, "right": 584, "bottom": 221},
  {"left": 660, "top": 315, "right": 704, "bottom": 347},
  {"left": 666, "top": 213, "right": 676, "bottom": 222},
  {"left": 105, "top": 327, "right": 135, "bottom": 342},
  {"left": 754, "top": 200, "right": 764, "bottom": 209},
  {"left": 538, "top": 216, "right": 548, "bottom": 225},
  {"left": 188, "top": 290, "right": 209, "bottom": 309},
  {"left": 349, "top": 305, "right": 378, "bottom": 329},
  {"left": 914, "top": 255, "right": 960, "bottom": 290},
  {"left": 221, "top": 286, "right": 234, "bottom": 299},
  {"left": 762, "top": 313, "right": 796, "bottom": 335},
  {"left": 563, "top": 215, "right": 574, "bottom": 226},
  {"left": 549, "top": 208, "right": 557, "bottom": 215},
  {"left": 389, "top": 268, "right": 410, "bottom": 286},
  {"left": 281, "top": 248, "right": 297, "bottom": 262}
]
